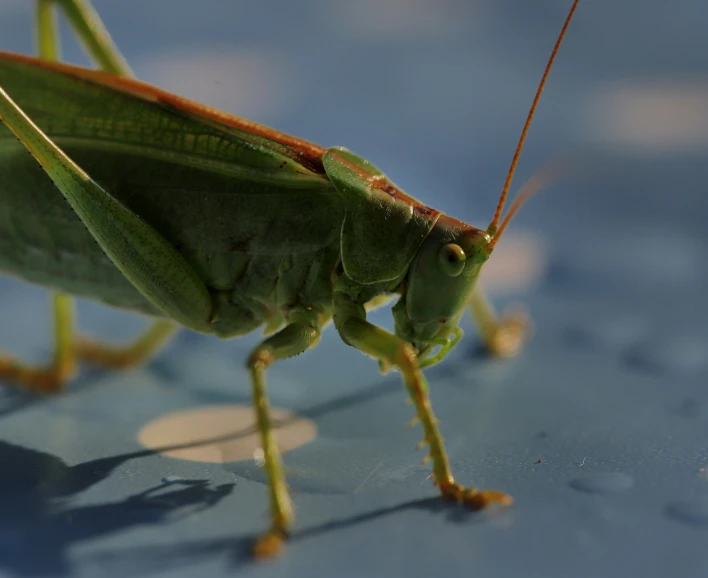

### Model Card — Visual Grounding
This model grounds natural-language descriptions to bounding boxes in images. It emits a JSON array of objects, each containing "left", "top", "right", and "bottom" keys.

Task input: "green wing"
[
  {"left": 0, "top": 54, "right": 343, "bottom": 310},
  {"left": 0, "top": 53, "right": 330, "bottom": 186}
]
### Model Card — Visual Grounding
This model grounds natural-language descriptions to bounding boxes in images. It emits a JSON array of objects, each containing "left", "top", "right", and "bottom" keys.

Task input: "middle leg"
[{"left": 246, "top": 314, "right": 322, "bottom": 558}]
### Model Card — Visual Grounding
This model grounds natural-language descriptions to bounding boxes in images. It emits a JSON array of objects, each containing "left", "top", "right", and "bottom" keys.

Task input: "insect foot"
[
  {"left": 253, "top": 529, "right": 288, "bottom": 559},
  {"left": 0, "top": 355, "right": 76, "bottom": 393},
  {"left": 485, "top": 308, "right": 531, "bottom": 358},
  {"left": 438, "top": 481, "right": 514, "bottom": 509}
]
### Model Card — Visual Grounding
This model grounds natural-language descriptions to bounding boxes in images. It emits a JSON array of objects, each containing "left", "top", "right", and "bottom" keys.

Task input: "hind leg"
[
  {"left": 0, "top": 292, "right": 77, "bottom": 392},
  {"left": 246, "top": 315, "right": 322, "bottom": 558},
  {"left": 75, "top": 318, "right": 177, "bottom": 369},
  {"left": 0, "top": 291, "right": 177, "bottom": 393}
]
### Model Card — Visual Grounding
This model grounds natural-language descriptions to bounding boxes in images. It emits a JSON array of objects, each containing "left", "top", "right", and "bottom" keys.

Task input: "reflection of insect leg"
[
  {"left": 469, "top": 286, "right": 529, "bottom": 357},
  {"left": 247, "top": 315, "right": 322, "bottom": 558}
]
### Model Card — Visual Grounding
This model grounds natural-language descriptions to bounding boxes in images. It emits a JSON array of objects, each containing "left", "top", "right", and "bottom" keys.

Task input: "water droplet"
[
  {"left": 562, "top": 316, "right": 648, "bottom": 352},
  {"left": 253, "top": 447, "right": 265, "bottom": 467},
  {"left": 569, "top": 472, "right": 634, "bottom": 494},
  {"left": 162, "top": 475, "right": 186, "bottom": 485},
  {"left": 666, "top": 497, "right": 708, "bottom": 527},
  {"left": 675, "top": 398, "right": 704, "bottom": 419},
  {"left": 623, "top": 336, "right": 708, "bottom": 375}
]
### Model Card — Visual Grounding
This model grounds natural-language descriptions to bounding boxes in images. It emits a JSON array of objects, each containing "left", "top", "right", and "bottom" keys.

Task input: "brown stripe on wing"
[{"left": 0, "top": 51, "right": 327, "bottom": 173}]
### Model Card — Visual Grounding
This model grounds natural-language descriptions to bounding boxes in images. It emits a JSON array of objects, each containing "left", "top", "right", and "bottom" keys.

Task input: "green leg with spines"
[
  {"left": 334, "top": 294, "right": 512, "bottom": 510},
  {"left": 246, "top": 316, "right": 322, "bottom": 558}
]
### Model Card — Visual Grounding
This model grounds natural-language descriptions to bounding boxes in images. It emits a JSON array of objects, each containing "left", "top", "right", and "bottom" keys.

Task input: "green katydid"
[{"left": 0, "top": 0, "right": 579, "bottom": 558}]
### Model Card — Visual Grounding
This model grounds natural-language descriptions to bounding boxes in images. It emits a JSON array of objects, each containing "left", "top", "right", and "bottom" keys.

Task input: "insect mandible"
[{"left": 0, "top": 0, "right": 580, "bottom": 558}]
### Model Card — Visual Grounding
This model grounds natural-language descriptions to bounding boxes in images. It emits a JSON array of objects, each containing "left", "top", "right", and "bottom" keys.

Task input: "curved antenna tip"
[
  {"left": 487, "top": 0, "right": 580, "bottom": 233},
  {"left": 487, "top": 157, "right": 572, "bottom": 251}
]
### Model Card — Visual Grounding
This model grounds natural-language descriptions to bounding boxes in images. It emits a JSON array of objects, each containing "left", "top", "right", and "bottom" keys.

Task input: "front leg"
[
  {"left": 246, "top": 314, "right": 322, "bottom": 558},
  {"left": 469, "top": 286, "right": 529, "bottom": 358},
  {"left": 334, "top": 293, "right": 512, "bottom": 509}
]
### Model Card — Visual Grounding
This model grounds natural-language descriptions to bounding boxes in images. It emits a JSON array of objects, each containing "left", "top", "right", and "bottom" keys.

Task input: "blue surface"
[{"left": 1, "top": 1, "right": 708, "bottom": 577}]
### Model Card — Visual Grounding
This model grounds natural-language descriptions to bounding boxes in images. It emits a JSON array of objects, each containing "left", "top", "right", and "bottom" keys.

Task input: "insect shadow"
[
  {"left": 0, "top": 325, "right": 508, "bottom": 575},
  {"left": 0, "top": 391, "right": 472, "bottom": 576},
  {"left": 0, "top": 440, "right": 234, "bottom": 577},
  {"left": 82, "top": 495, "right": 504, "bottom": 574}
]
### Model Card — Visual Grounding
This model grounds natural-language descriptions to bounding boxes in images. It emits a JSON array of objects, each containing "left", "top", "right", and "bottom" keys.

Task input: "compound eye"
[{"left": 438, "top": 244, "right": 466, "bottom": 277}]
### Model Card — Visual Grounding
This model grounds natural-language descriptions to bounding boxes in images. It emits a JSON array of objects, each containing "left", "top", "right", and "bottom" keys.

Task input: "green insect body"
[
  {"left": 0, "top": 0, "right": 579, "bottom": 558},
  {"left": 0, "top": 54, "right": 489, "bottom": 351}
]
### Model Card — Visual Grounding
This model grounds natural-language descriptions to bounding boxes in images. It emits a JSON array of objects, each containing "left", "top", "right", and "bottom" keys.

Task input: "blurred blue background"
[{"left": 0, "top": 1, "right": 707, "bottom": 577}]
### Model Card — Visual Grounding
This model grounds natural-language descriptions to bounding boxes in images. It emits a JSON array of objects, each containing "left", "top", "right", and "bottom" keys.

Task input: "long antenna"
[
  {"left": 487, "top": 157, "right": 568, "bottom": 251},
  {"left": 487, "top": 0, "right": 580, "bottom": 235}
]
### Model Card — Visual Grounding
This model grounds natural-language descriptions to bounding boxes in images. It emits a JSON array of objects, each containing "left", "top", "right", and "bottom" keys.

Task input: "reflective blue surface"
[{"left": 0, "top": 1, "right": 707, "bottom": 576}]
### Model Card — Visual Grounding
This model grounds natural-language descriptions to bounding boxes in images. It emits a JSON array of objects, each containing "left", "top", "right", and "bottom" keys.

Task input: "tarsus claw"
[
  {"left": 440, "top": 483, "right": 514, "bottom": 509},
  {"left": 252, "top": 529, "right": 287, "bottom": 559}
]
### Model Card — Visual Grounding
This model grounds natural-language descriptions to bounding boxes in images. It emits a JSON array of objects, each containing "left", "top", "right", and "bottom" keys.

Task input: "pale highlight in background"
[
  {"left": 0, "top": 1, "right": 23, "bottom": 13},
  {"left": 481, "top": 231, "right": 547, "bottom": 293},
  {"left": 325, "top": 0, "right": 483, "bottom": 37},
  {"left": 589, "top": 80, "right": 708, "bottom": 153},
  {"left": 137, "top": 47, "right": 291, "bottom": 120},
  {"left": 138, "top": 405, "right": 317, "bottom": 463}
]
